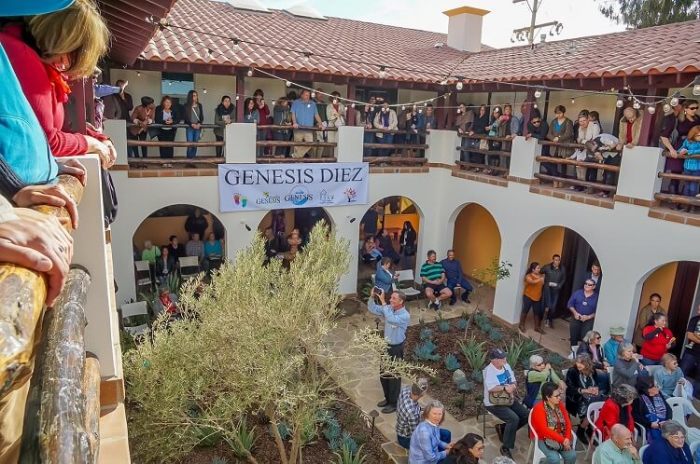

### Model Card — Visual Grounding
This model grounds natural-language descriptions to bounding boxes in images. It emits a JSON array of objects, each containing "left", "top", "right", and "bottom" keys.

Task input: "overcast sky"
[{"left": 264, "top": 0, "right": 627, "bottom": 49}]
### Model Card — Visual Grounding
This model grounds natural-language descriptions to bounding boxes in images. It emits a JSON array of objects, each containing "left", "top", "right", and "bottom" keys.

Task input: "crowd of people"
[
  {"left": 365, "top": 245, "right": 700, "bottom": 463},
  {"left": 137, "top": 208, "right": 224, "bottom": 287}
]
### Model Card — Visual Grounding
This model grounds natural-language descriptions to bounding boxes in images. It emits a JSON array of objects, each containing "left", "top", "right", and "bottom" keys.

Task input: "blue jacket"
[
  {"left": 374, "top": 264, "right": 394, "bottom": 295},
  {"left": 642, "top": 437, "right": 692, "bottom": 464},
  {"left": 0, "top": 44, "right": 57, "bottom": 198}
]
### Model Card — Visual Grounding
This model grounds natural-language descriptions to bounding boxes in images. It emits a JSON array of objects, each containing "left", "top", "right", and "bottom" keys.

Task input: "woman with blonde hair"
[{"left": 0, "top": 0, "right": 115, "bottom": 168}]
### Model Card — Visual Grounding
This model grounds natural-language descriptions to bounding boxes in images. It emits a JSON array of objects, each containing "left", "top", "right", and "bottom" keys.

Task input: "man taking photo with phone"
[{"left": 367, "top": 288, "right": 410, "bottom": 414}]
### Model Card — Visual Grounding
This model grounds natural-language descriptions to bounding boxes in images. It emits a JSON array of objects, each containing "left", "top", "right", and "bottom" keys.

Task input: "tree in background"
[{"left": 598, "top": 0, "right": 700, "bottom": 28}]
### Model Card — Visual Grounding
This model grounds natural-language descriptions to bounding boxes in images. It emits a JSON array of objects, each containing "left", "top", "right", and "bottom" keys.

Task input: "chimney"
[{"left": 442, "top": 6, "right": 489, "bottom": 53}]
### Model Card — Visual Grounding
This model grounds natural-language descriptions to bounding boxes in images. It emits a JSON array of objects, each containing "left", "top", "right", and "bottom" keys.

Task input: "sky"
[{"left": 263, "top": 0, "right": 627, "bottom": 49}]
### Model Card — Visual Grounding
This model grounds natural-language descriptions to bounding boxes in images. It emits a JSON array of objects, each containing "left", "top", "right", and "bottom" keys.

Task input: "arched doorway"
[
  {"left": 257, "top": 207, "right": 332, "bottom": 246},
  {"left": 526, "top": 226, "right": 601, "bottom": 331},
  {"left": 451, "top": 203, "right": 501, "bottom": 310},
  {"left": 132, "top": 204, "right": 226, "bottom": 294},
  {"left": 634, "top": 261, "right": 700, "bottom": 356},
  {"left": 357, "top": 196, "right": 421, "bottom": 293}
]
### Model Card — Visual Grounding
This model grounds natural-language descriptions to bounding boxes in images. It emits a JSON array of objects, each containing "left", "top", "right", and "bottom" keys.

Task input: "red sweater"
[
  {"left": 530, "top": 400, "right": 572, "bottom": 444},
  {"left": 641, "top": 326, "right": 673, "bottom": 361},
  {"left": 0, "top": 25, "right": 105, "bottom": 156},
  {"left": 595, "top": 399, "right": 634, "bottom": 441}
]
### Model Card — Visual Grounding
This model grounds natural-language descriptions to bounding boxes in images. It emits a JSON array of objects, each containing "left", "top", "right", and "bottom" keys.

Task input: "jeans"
[
  {"left": 215, "top": 135, "right": 224, "bottom": 156},
  {"left": 159, "top": 129, "right": 176, "bottom": 158},
  {"left": 682, "top": 169, "right": 700, "bottom": 197},
  {"left": 543, "top": 287, "right": 561, "bottom": 322},
  {"left": 397, "top": 429, "right": 451, "bottom": 450},
  {"left": 379, "top": 133, "right": 394, "bottom": 156},
  {"left": 127, "top": 132, "right": 147, "bottom": 157},
  {"left": 447, "top": 277, "right": 473, "bottom": 302},
  {"left": 569, "top": 317, "right": 595, "bottom": 345},
  {"left": 522, "top": 295, "right": 544, "bottom": 317},
  {"left": 363, "top": 130, "right": 376, "bottom": 156},
  {"left": 485, "top": 402, "right": 528, "bottom": 449},
  {"left": 680, "top": 351, "right": 700, "bottom": 396},
  {"left": 603, "top": 155, "right": 621, "bottom": 186},
  {"left": 186, "top": 127, "right": 201, "bottom": 158},
  {"left": 538, "top": 441, "right": 577, "bottom": 464},
  {"left": 380, "top": 343, "right": 404, "bottom": 406}
]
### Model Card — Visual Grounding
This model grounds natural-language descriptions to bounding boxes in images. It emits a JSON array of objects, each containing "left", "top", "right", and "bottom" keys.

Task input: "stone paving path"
[{"left": 328, "top": 298, "right": 593, "bottom": 463}]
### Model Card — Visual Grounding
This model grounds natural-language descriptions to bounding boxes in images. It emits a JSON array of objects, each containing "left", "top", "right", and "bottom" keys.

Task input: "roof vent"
[
  {"left": 214, "top": 0, "right": 270, "bottom": 13},
  {"left": 285, "top": 2, "right": 326, "bottom": 20}
]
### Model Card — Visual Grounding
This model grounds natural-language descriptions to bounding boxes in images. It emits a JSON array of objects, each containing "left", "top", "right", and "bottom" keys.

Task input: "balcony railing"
[
  {"left": 363, "top": 128, "right": 429, "bottom": 166},
  {"left": 256, "top": 124, "right": 338, "bottom": 162},
  {"left": 534, "top": 140, "right": 622, "bottom": 197},
  {"left": 456, "top": 134, "right": 512, "bottom": 176},
  {"left": 656, "top": 152, "right": 700, "bottom": 211}
]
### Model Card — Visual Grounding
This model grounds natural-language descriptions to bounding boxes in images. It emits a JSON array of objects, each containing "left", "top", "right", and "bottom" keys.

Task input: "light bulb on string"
[
  {"left": 633, "top": 101, "right": 641, "bottom": 110},
  {"left": 378, "top": 66, "right": 387, "bottom": 79},
  {"left": 647, "top": 105, "right": 656, "bottom": 115},
  {"left": 534, "top": 89, "right": 542, "bottom": 99},
  {"left": 670, "top": 97, "right": 679, "bottom": 107},
  {"left": 303, "top": 52, "right": 311, "bottom": 63},
  {"left": 311, "top": 91, "right": 316, "bottom": 99},
  {"left": 285, "top": 80, "right": 292, "bottom": 87},
  {"left": 694, "top": 76, "right": 700, "bottom": 96},
  {"left": 570, "top": 98, "right": 575, "bottom": 104},
  {"left": 203, "top": 88, "right": 207, "bottom": 94},
  {"left": 616, "top": 99, "right": 623, "bottom": 108},
  {"left": 235, "top": 95, "right": 240, "bottom": 101},
  {"left": 136, "top": 71, "right": 141, "bottom": 77},
  {"left": 232, "top": 39, "right": 241, "bottom": 52},
  {"left": 401, "top": 105, "right": 406, "bottom": 111},
  {"left": 456, "top": 81, "right": 463, "bottom": 91},
  {"left": 533, "top": 103, "right": 538, "bottom": 109},
  {"left": 351, "top": 103, "right": 355, "bottom": 109},
  {"left": 663, "top": 103, "right": 671, "bottom": 113},
  {"left": 247, "top": 68, "right": 253, "bottom": 77}
]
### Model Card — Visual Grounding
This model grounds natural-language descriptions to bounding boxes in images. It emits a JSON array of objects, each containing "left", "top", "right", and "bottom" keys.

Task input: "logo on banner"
[
  {"left": 344, "top": 187, "right": 358, "bottom": 203},
  {"left": 232, "top": 193, "right": 248, "bottom": 207},
  {"left": 319, "top": 190, "right": 334, "bottom": 204},
  {"left": 256, "top": 191, "right": 281, "bottom": 206},
  {"left": 285, "top": 186, "right": 313, "bottom": 206}
]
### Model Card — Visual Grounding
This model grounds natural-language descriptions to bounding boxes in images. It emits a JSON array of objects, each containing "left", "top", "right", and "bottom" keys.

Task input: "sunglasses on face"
[
  {"left": 585, "top": 283, "right": 595, "bottom": 286},
  {"left": 689, "top": 106, "right": 699, "bottom": 110}
]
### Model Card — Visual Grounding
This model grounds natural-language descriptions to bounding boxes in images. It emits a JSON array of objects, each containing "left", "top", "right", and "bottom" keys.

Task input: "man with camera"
[{"left": 368, "top": 287, "right": 410, "bottom": 414}]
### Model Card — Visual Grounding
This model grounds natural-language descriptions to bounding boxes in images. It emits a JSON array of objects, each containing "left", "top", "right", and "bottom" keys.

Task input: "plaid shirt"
[{"left": 396, "top": 386, "right": 421, "bottom": 437}]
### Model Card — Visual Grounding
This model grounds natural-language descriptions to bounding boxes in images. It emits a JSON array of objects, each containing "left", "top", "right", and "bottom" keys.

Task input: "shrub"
[
  {"left": 470, "top": 370, "right": 483, "bottom": 383},
  {"left": 334, "top": 443, "right": 367, "bottom": 464},
  {"left": 341, "top": 431, "right": 359, "bottom": 456},
  {"left": 277, "top": 422, "right": 292, "bottom": 440},
  {"left": 414, "top": 340, "right": 441, "bottom": 362},
  {"left": 458, "top": 337, "right": 487, "bottom": 371},
  {"left": 223, "top": 419, "right": 256, "bottom": 459},
  {"left": 444, "top": 353, "right": 461, "bottom": 371},
  {"left": 521, "top": 337, "right": 541, "bottom": 359},
  {"left": 436, "top": 312, "right": 450, "bottom": 333},
  {"left": 505, "top": 338, "right": 526, "bottom": 369},
  {"left": 210, "top": 458, "right": 229, "bottom": 464},
  {"left": 419, "top": 327, "right": 433, "bottom": 341},
  {"left": 455, "top": 378, "right": 475, "bottom": 392},
  {"left": 456, "top": 318, "right": 468, "bottom": 331},
  {"left": 488, "top": 327, "right": 504, "bottom": 342},
  {"left": 549, "top": 352, "right": 567, "bottom": 368}
]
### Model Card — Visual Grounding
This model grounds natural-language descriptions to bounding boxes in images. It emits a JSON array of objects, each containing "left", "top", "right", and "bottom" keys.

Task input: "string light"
[
  {"left": 247, "top": 68, "right": 253, "bottom": 77},
  {"left": 456, "top": 81, "right": 463, "bottom": 91},
  {"left": 570, "top": 98, "right": 575, "bottom": 104},
  {"left": 285, "top": 80, "right": 292, "bottom": 87},
  {"left": 534, "top": 89, "right": 542, "bottom": 98},
  {"left": 693, "top": 76, "right": 700, "bottom": 96},
  {"left": 647, "top": 105, "right": 655, "bottom": 114},
  {"left": 136, "top": 71, "right": 141, "bottom": 77},
  {"left": 616, "top": 99, "right": 624, "bottom": 108},
  {"left": 633, "top": 101, "right": 641, "bottom": 110},
  {"left": 232, "top": 39, "right": 241, "bottom": 52},
  {"left": 670, "top": 95, "right": 680, "bottom": 107},
  {"left": 311, "top": 91, "right": 316, "bottom": 98},
  {"left": 303, "top": 52, "right": 311, "bottom": 63},
  {"left": 378, "top": 66, "right": 387, "bottom": 79},
  {"left": 663, "top": 103, "right": 671, "bottom": 113},
  {"left": 203, "top": 88, "right": 207, "bottom": 94},
  {"left": 235, "top": 95, "right": 240, "bottom": 101}
]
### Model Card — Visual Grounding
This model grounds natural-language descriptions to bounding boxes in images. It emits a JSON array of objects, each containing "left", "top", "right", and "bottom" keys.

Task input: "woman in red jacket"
[
  {"left": 641, "top": 313, "right": 676, "bottom": 366},
  {"left": 595, "top": 384, "right": 637, "bottom": 442},
  {"left": 530, "top": 382, "right": 577, "bottom": 464},
  {"left": 0, "top": 0, "right": 115, "bottom": 168}
]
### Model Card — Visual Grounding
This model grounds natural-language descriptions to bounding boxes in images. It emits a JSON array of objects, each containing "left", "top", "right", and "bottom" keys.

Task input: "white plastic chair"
[
  {"left": 394, "top": 269, "right": 421, "bottom": 299},
  {"left": 639, "top": 444, "right": 649, "bottom": 460},
  {"left": 179, "top": 256, "right": 200, "bottom": 280},
  {"left": 644, "top": 364, "right": 662, "bottom": 379},
  {"left": 586, "top": 401, "right": 606, "bottom": 458},
  {"left": 134, "top": 260, "right": 152, "bottom": 290},
  {"left": 690, "top": 440, "right": 700, "bottom": 459},
  {"left": 667, "top": 396, "right": 700, "bottom": 443},
  {"left": 568, "top": 345, "right": 578, "bottom": 360},
  {"left": 528, "top": 407, "right": 578, "bottom": 463},
  {"left": 121, "top": 301, "right": 149, "bottom": 337}
]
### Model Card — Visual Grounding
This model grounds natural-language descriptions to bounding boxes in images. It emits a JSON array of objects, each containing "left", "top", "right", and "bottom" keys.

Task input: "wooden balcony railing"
[
  {"left": 655, "top": 152, "right": 700, "bottom": 210},
  {"left": 0, "top": 174, "right": 99, "bottom": 463},
  {"left": 363, "top": 128, "right": 428, "bottom": 166},
  {"left": 457, "top": 134, "right": 512, "bottom": 176}
]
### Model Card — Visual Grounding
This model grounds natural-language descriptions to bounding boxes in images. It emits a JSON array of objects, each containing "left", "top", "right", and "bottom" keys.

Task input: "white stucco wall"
[{"left": 106, "top": 92, "right": 700, "bottom": 344}]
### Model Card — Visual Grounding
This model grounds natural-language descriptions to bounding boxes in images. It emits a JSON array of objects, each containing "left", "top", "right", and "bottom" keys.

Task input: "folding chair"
[
  {"left": 394, "top": 269, "right": 421, "bottom": 299},
  {"left": 528, "top": 407, "right": 578, "bottom": 463},
  {"left": 134, "top": 260, "right": 153, "bottom": 292},
  {"left": 121, "top": 301, "right": 150, "bottom": 338},
  {"left": 668, "top": 396, "right": 700, "bottom": 443},
  {"left": 179, "top": 256, "right": 200, "bottom": 281}
]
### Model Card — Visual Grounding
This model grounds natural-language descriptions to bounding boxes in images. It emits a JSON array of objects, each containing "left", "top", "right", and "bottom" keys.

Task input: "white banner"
[{"left": 218, "top": 162, "right": 369, "bottom": 212}]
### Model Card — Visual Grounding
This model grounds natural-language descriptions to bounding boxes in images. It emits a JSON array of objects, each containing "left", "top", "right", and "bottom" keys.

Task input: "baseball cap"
[
  {"left": 489, "top": 348, "right": 506, "bottom": 360},
  {"left": 0, "top": 0, "right": 74, "bottom": 17}
]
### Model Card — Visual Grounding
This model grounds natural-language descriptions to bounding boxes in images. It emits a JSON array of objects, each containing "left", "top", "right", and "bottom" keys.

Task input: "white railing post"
[
  {"left": 103, "top": 120, "right": 128, "bottom": 165},
  {"left": 508, "top": 136, "right": 540, "bottom": 180},
  {"left": 425, "top": 130, "right": 460, "bottom": 166},
  {"left": 70, "top": 155, "right": 121, "bottom": 378},
  {"left": 337, "top": 126, "right": 364, "bottom": 163},
  {"left": 225, "top": 123, "right": 257, "bottom": 164},
  {"left": 615, "top": 146, "right": 666, "bottom": 203}
]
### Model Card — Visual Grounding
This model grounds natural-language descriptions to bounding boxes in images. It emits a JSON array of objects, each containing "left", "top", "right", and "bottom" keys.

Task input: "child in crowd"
[{"left": 678, "top": 125, "right": 700, "bottom": 198}]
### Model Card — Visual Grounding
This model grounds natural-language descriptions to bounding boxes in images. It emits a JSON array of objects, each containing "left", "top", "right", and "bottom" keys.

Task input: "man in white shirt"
[{"left": 483, "top": 348, "right": 528, "bottom": 459}]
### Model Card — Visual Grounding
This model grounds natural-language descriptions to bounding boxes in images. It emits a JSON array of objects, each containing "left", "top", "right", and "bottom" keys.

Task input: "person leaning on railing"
[
  {"left": 678, "top": 125, "right": 700, "bottom": 200},
  {"left": 214, "top": 95, "right": 235, "bottom": 157},
  {"left": 325, "top": 91, "right": 346, "bottom": 155},
  {"left": 0, "top": 0, "right": 115, "bottom": 169},
  {"left": 128, "top": 96, "right": 155, "bottom": 159},
  {"left": 373, "top": 99, "right": 398, "bottom": 157},
  {"left": 660, "top": 99, "right": 699, "bottom": 198},
  {"left": 155, "top": 96, "right": 179, "bottom": 159},
  {"left": 546, "top": 105, "right": 574, "bottom": 187},
  {"left": 290, "top": 89, "right": 323, "bottom": 159},
  {"left": 465, "top": 104, "right": 489, "bottom": 166},
  {"left": 272, "top": 96, "right": 292, "bottom": 157}
]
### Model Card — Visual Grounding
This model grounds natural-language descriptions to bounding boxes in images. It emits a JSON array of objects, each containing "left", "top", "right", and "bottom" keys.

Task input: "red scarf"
[{"left": 44, "top": 64, "right": 71, "bottom": 104}]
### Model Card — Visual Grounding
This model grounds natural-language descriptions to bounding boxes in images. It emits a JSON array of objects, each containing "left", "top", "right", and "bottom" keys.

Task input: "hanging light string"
[{"left": 146, "top": 16, "right": 698, "bottom": 113}]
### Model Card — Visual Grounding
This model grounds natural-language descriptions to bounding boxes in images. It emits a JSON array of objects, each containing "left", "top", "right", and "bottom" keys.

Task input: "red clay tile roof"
[{"left": 142, "top": 0, "right": 700, "bottom": 83}]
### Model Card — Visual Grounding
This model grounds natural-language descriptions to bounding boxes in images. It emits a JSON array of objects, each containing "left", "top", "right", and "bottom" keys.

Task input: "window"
[{"left": 162, "top": 72, "right": 194, "bottom": 98}]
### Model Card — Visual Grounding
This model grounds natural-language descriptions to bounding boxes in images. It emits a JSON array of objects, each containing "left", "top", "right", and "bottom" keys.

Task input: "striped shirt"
[{"left": 420, "top": 261, "right": 445, "bottom": 283}]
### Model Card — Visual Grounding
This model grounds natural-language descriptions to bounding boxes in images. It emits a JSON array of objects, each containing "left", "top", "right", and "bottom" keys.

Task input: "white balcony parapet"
[
  {"left": 226, "top": 123, "right": 256, "bottom": 164},
  {"left": 510, "top": 136, "right": 539, "bottom": 180},
  {"left": 337, "top": 126, "right": 364, "bottom": 163},
  {"left": 425, "top": 130, "right": 459, "bottom": 166},
  {"left": 616, "top": 146, "right": 666, "bottom": 203},
  {"left": 104, "top": 119, "right": 128, "bottom": 165}
]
